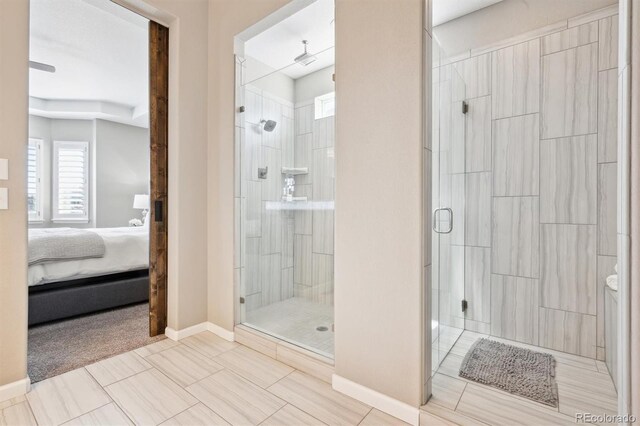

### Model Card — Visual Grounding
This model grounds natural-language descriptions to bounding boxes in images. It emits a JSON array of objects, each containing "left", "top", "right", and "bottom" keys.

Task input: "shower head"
[{"left": 261, "top": 119, "right": 277, "bottom": 132}]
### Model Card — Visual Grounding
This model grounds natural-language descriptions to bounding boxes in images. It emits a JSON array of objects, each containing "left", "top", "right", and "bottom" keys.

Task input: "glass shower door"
[{"left": 431, "top": 45, "right": 466, "bottom": 373}]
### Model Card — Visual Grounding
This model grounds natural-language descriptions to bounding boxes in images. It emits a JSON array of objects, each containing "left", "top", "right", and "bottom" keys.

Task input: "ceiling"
[
  {"left": 29, "top": 0, "right": 149, "bottom": 127},
  {"left": 244, "top": 0, "right": 335, "bottom": 80},
  {"left": 433, "top": 0, "right": 504, "bottom": 26}
]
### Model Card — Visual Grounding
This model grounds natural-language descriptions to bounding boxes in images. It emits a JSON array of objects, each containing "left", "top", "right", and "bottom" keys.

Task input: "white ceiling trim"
[{"left": 29, "top": 97, "right": 149, "bottom": 128}]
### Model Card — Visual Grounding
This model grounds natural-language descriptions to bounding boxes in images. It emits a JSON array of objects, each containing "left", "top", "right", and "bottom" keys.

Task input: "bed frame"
[{"left": 28, "top": 269, "right": 149, "bottom": 326}]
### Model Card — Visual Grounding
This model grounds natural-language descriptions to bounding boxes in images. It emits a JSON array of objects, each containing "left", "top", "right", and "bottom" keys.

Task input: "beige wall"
[
  {"left": 434, "top": 0, "right": 616, "bottom": 56},
  {"left": 117, "top": 0, "right": 211, "bottom": 331},
  {"left": 0, "top": 0, "right": 29, "bottom": 388},
  {"left": 334, "top": 0, "right": 424, "bottom": 406},
  {"left": 206, "top": 0, "right": 290, "bottom": 330}
]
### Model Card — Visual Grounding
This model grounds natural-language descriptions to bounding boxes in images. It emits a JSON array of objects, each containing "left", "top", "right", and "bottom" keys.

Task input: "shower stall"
[
  {"left": 428, "top": 7, "right": 620, "bottom": 388},
  {"left": 233, "top": 35, "right": 336, "bottom": 358}
]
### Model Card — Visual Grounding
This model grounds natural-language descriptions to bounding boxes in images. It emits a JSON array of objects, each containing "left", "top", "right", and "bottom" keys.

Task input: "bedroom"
[{"left": 26, "top": 0, "right": 161, "bottom": 382}]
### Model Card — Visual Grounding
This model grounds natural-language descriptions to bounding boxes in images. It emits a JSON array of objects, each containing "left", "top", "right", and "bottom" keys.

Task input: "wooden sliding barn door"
[{"left": 149, "top": 21, "right": 169, "bottom": 336}]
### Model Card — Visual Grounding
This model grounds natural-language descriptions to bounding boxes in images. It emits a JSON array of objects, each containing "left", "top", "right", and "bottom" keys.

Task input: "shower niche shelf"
[
  {"left": 281, "top": 167, "right": 308, "bottom": 175},
  {"left": 281, "top": 196, "right": 308, "bottom": 202}
]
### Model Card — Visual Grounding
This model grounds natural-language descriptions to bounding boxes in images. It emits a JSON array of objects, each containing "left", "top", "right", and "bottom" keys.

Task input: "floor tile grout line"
[
  {"left": 265, "top": 369, "right": 296, "bottom": 391},
  {"left": 158, "top": 401, "right": 205, "bottom": 426},
  {"left": 453, "top": 382, "right": 467, "bottom": 412},
  {"left": 135, "top": 337, "right": 180, "bottom": 358},
  {"left": 107, "top": 365, "right": 200, "bottom": 423},
  {"left": 355, "top": 407, "right": 374, "bottom": 425},
  {"left": 90, "top": 361, "right": 154, "bottom": 389},
  {"left": 56, "top": 401, "right": 115, "bottom": 426}
]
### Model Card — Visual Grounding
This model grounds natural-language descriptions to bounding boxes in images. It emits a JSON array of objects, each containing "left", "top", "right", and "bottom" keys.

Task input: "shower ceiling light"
[{"left": 294, "top": 40, "right": 317, "bottom": 66}]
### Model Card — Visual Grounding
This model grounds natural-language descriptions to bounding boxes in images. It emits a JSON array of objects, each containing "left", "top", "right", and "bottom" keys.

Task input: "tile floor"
[
  {"left": 1, "top": 329, "right": 619, "bottom": 425},
  {"left": 1, "top": 331, "right": 406, "bottom": 426},
  {"left": 422, "top": 330, "right": 619, "bottom": 425},
  {"left": 245, "top": 298, "right": 334, "bottom": 358}
]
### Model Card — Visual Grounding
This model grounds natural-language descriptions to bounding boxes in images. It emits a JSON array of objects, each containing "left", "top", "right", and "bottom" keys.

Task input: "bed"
[{"left": 28, "top": 227, "right": 150, "bottom": 326}]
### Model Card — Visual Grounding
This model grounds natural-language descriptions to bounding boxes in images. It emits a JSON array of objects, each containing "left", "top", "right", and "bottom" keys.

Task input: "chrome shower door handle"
[{"left": 432, "top": 207, "right": 453, "bottom": 234}]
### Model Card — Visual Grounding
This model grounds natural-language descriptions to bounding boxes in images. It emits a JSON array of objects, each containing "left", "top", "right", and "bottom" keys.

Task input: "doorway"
[
  {"left": 424, "top": 1, "right": 627, "bottom": 422},
  {"left": 26, "top": 0, "right": 168, "bottom": 382}
]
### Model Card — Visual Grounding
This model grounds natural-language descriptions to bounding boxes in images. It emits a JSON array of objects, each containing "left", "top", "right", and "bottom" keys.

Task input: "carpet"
[
  {"left": 459, "top": 338, "right": 558, "bottom": 407},
  {"left": 28, "top": 303, "right": 165, "bottom": 383}
]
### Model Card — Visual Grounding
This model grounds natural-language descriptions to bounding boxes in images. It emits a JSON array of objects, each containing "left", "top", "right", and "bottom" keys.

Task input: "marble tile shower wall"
[
  {"left": 292, "top": 101, "right": 335, "bottom": 306},
  {"left": 235, "top": 77, "right": 335, "bottom": 317},
  {"left": 437, "top": 9, "right": 618, "bottom": 359},
  {"left": 237, "top": 84, "right": 296, "bottom": 314}
]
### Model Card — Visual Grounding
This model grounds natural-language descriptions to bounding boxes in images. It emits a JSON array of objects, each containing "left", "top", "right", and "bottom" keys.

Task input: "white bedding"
[{"left": 28, "top": 227, "right": 149, "bottom": 287}]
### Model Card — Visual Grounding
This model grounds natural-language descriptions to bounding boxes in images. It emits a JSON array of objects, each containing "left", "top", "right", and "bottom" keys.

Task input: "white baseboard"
[
  {"left": 0, "top": 377, "right": 31, "bottom": 404},
  {"left": 165, "top": 322, "right": 235, "bottom": 342},
  {"left": 206, "top": 322, "right": 235, "bottom": 342},
  {"left": 165, "top": 322, "right": 208, "bottom": 341},
  {"left": 332, "top": 374, "right": 420, "bottom": 426}
]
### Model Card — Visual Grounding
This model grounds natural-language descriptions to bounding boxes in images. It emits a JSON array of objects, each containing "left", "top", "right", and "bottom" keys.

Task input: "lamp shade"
[{"left": 133, "top": 194, "right": 150, "bottom": 210}]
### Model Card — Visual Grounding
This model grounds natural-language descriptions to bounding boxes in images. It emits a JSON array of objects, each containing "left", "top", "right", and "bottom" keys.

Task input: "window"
[
  {"left": 53, "top": 141, "right": 89, "bottom": 222},
  {"left": 314, "top": 92, "right": 335, "bottom": 119},
  {"left": 27, "top": 138, "right": 43, "bottom": 222}
]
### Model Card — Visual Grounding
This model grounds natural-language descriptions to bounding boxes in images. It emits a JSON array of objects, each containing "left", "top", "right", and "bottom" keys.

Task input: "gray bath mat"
[{"left": 459, "top": 338, "right": 558, "bottom": 407}]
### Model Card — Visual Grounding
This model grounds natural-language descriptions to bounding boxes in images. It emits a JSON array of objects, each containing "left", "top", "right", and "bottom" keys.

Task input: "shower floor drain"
[{"left": 316, "top": 326, "right": 328, "bottom": 332}]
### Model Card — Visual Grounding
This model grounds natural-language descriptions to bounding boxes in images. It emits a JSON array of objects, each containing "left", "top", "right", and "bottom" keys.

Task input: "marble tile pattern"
[
  {"left": 452, "top": 54, "right": 491, "bottom": 99},
  {"left": 0, "top": 401, "right": 37, "bottom": 426},
  {"left": 598, "top": 69, "right": 618, "bottom": 163},
  {"left": 491, "top": 39, "right": 540, "bottom": 119},
  {"left": 540, "top": 224, "right": 597, "bottom": 314},
  {"left": 539, "top": 307, "right": 596, "bottom": 358},
  {"left": 293, "top": 234, "right": 312, "bottom": 287},
  {"left": 161, "top": 403, "right": 229, "bottom": 426},
  {"left": 238, "top": 86, "right": 295, "bottom": 315},
  {"left": 85, "top": 352, "right": 152, "bottom": 387},
  {"left": 106, "top": 368, "right": 197, "bottom": 425},
  {"left": 268, "top": 371, "right": 371, "bottom": 425},
  {"left": 540, "top": 21, "right": 598, "bottom": 55},
  {"left": 261, "top": 404, "right": 326, "bottom": 426},
  {"left": 541, "top": 43, "right": 598, "bottom": 139},
  {"left": 26, "top": 368, "right": 111, "bottom": 426},
  {"left": 490, "top": 274, "right": 539, "bottom": 345},
  {"left": 186, "top": 369, "right": 285, "bottom": 425},
  {"left": 492, "top": 114, "right": 539, "bottom": 196},
  {"left": 465, "top": 96, "right": 491, "bottom": 172},
  {"left": 539, "top": 134, "right": 597, "bottom": 224},
  {"left": 63, "top": 403, "right": 132, "bottom": 426},
  {"left": 464, "top": 172, "right": 491, "bottom": 247},
  {"left": 598, "top": 162, "right": 617, "bottom": 256},
  {"left": 425, "top": 331, "right": 615, "bottom": 424},
  {"left": 146, "top": 344, "right": 224, "bottom": 387},
  {"left": 428, "top": 10, "right": 618, "bottom": 360},
  {"left": 492, "top": 196, "right": 539, "bottom": 278},
  {"left": 6, "top": 332, "right": 364, "bottom": 426},
  {"left": 604, "top": 287, "right": 618, "bottom": 390},
  {"left": 599, "top": 15, "right": 619, "bottom": 71},
  {"left": 464, "top": 247, "right": 490, "bottom": 323},
  {"left": 596, "top": 255, "right": 617, "bottom": 348}
]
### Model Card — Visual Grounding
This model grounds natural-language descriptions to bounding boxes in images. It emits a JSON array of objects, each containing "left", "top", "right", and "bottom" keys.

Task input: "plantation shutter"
[{"left": 53, "top": 141, "right": 89, "bottom": 221}]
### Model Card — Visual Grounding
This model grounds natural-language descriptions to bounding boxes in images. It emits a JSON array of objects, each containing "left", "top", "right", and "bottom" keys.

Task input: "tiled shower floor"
[
  {"left": 244, "top": 297, "right": 334, "bottom": 358},
  {"left": 422, "top": 330, "right": 618, "bottom": 425}
]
